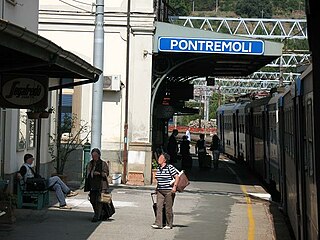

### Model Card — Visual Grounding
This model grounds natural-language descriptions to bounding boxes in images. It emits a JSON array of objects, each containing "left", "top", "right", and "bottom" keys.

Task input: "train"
[{"left": 216, "top": 64, "right": 317, "bottom": 240}]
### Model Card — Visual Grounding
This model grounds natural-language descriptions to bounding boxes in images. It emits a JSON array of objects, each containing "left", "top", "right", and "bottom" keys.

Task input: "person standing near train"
[
  {"left": 167, "top": 129, "right": 179, "bottom": 164},
  {"left": 180, "top": 135, "right": 192, "bottom": 170},
  {"left": 210, "top": 134, "right": 221, "bottom": 168},
  {"left": 195, "top": 134, "right": 206, "bottom": 168}
]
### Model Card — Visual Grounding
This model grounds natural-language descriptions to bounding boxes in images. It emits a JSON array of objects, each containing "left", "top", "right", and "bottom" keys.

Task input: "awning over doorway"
[
  {"left": 153, "top": 21, "right": 283, "bottom": 78},
  {"left": 0, "top": 19, "right": 102, "bottom": 90}
]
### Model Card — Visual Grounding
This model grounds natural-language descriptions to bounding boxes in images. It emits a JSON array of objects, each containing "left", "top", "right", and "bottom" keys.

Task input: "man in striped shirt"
[{"left": 152, "top": 153, "right": 180, "bottom": 229}]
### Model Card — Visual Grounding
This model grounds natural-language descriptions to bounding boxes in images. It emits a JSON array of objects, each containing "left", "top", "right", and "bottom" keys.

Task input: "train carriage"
[
  {"left": 216, "top": 103, "right": 238, "bottom": 158},
  {"left": 280, "top": 86, "right": 299, "bottom": 237},
  {"left": 217, "top": 64, "right": 318, "bottom": 240},
  {"left": 297, "top": 64, "right": 317, "bottom": 239},
  {"left": 266, "top": 91, "right": 284, "bottom": 200},
  {"left": 234, "top": 100, "right": 250, "bottom": 162},
  {"left": 245, "top": 96, "right": 271, "bottom": 182}
]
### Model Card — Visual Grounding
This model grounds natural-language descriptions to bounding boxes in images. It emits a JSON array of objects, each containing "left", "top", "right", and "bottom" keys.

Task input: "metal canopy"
[
  {"left": 153, "top": 21, "right": 283, "bottom": 79},
  {"left": 0, "top": 19, "right": 102, "bottom": 90}
]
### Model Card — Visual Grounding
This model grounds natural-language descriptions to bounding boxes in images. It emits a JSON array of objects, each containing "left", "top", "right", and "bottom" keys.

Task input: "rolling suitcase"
[{"left": 151, "top": 192, "right": 166, "bottom": 226}]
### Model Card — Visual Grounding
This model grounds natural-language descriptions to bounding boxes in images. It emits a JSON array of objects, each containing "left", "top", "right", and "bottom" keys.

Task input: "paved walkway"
[{"left": 0, "top": 156, "right": 294, "bottom": 240}]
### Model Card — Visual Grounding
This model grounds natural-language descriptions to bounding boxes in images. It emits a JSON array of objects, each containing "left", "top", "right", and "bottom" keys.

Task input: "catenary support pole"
[
  {"left": 91, "top": 0, "right": 104, "bottom": 149},
  {"left": 35, "top": 118, "right": 41, "bottom": 174},
  {"left": 123, "top": 0, "right": 131, "bottom": 183}
]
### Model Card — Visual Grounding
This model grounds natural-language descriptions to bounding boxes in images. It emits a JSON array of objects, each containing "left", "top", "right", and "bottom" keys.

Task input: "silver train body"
[{"left": 217, "top": 64, "right": 317, "bottom": 239}]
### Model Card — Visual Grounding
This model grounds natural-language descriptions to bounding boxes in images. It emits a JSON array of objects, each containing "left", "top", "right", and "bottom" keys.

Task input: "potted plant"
[
  {"left": 39, "top": 107, "right": 54, "bottom": 118},
  {"left": 26, "top": 111, "right": 41, "bottom": 119},
  {"left": 26, "top": 106, "right": 46, "bottom": 119}
]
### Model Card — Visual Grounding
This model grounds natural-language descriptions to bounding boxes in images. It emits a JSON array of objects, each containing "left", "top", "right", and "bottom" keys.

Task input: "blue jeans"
[{"left": 47, "top": 176, "right": 70, "bottom": 206}]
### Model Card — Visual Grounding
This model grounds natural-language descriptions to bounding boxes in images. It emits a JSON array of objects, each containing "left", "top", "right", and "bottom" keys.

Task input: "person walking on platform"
[
  {"left": 210, "top": 134, "right": 221, "bottom": 169},
  {"left": 185, "top": 127, "right": 191, "bottom": 141},
  {"left": 84, "top": 148, "right": 114, "bottom": 222},
  {"left": 195, "top": 134, "right": 207, "bottom": 168},
  {"left": 180, "top": 135, "right": 192, "bottom": 170},
  {"left": 152, "top": 152, "right": 180, "bottom": 230},
  {"left": 167, "top": 129, "right": 179, "bottom": 164}
]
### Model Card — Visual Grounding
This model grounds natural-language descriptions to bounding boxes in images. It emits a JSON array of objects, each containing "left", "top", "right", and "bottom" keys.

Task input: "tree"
[
  {"left": 169, "top": 0, "right": 192, "bottom": 15},
  {"left": 235, "top": 0, "right": 273, "bottom": 18},
  {"left": 49, "top": 114, "right": 90, "bottom": 175},
  {"left": 209, "top": 92, "right": 223, "bottom": 119},
  {"left": 177, "top": 100, "right": 201, "bottom": 126}
]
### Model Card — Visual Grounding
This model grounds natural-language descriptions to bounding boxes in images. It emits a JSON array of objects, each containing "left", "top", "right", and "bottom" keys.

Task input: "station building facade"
[
  {"left": 38, "top": 0, "right": 283, "bottom": 185},
  {"left": 0, "top": 0, "right": 101, "bottom": 189}
]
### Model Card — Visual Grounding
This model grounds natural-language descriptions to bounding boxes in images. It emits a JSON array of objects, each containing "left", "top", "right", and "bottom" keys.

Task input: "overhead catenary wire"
[{"left": 58, "top": 0, "right": 92, "bottom": 13}]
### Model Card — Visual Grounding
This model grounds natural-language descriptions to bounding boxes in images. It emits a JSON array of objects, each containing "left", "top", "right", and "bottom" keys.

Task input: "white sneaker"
[
  {"left": 163, "top": 226, "right": 172, "bottom": 230},
  {"left": 151, "top": 224, "right": 162, "bottom": 229}
]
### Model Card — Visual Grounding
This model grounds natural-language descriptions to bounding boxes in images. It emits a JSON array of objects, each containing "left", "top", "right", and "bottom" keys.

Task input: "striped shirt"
[{"left": 156, "top": 164, "right": 179, "bottom": 190}]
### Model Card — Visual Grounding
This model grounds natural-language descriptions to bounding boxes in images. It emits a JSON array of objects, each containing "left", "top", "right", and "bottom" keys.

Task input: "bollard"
[{"left": 82, "top": 140, "right": 91, "bottom": 181}]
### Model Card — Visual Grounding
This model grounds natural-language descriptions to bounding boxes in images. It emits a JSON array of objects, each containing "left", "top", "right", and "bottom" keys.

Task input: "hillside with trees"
[
  {"left": 168, "top": 0, "right": 307, "bottom": 126},
  {"left": 169, "top": 0, "right": 306, "bottom": 19}
]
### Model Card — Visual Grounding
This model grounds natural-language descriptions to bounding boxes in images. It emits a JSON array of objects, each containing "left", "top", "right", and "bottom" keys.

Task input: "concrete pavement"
[{"left": 0, "top": 156, "right": 294, "bottom": 240}]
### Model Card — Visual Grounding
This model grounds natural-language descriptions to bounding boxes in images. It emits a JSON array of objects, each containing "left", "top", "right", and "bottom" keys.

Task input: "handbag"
[
  {"left": 101, "top": 200, "right": 115, "bottom": 219},
  {"left": 176, "top": 171, "right": 190, "bottom": 192},
  {"left": 26, "top": 177, "right": 47, "bottom": 191},
  {"left": 99, "top": 192, "right": 112, "bottom": 203},
  {"left": 170, "top": 170, "right": 190, "bottom": 192}
]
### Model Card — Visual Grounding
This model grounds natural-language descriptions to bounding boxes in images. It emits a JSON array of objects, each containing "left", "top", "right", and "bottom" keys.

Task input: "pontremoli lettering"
[
  {"left": 5, "top": 81, "right": 42, "bottom": 98},
  {"left": 169, "top": 39, "right": 252, "bottom": 53}
]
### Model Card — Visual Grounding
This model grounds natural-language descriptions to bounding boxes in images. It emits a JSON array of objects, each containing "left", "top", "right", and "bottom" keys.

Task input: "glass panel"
[
  {"left": 17, "top": 109, "right": 27, "bottom": 150},
  {"left": 27, "top": 119, "right": 35, "bottom": 149}
]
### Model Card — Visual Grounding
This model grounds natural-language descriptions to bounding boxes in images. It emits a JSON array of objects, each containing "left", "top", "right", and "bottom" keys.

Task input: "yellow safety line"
[{"left": 241, "top": 185, "right": 255, "bottom": 240}]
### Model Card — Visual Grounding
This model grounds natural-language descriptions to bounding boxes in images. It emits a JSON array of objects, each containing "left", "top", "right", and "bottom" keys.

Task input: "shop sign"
[{"left": 0, "top": 74, "right": 48, "bottom": 109}]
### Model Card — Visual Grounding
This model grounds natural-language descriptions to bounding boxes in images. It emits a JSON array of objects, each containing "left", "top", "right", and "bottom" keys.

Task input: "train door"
[
  {"left": 247, "top": 107, "right": 255, "bottom": 170},
  {"left": 265, "top": 106, "right": 271, "bottom": 185},
  {"left": 262, "top": 107, "right": 268, "bottom": 181},
  {"left": 232, "top": 113, "right": 237, "bottom": 158},
  {"left": 278, "top": 96, "right": 287, "bottom": 213},
  {"left": 235, "top": 110, "right": 240, "bottom": 159},
  {"left": 218, "top": 112, "right": 225, "bottom": 152},
  {"left": 302, "top": 94, "right": 317, "bottom": 239},
  {"left": 295, "top": 90, "right": 306, "bottom": 240}
]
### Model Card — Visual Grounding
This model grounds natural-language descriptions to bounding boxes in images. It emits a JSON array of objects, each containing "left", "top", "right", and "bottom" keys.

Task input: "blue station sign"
[{"left": 158, "top": 37, "right": 264, "bottom": 55}]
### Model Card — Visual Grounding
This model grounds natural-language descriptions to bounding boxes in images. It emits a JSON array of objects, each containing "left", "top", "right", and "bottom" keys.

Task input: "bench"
[{"left": 16, "top": 179, "right": 49, "bottom": 210}]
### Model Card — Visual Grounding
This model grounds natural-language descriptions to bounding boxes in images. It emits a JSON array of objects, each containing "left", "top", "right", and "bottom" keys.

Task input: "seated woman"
[{"left": 18, "top": 153, "right": 78, "bottom": 209}]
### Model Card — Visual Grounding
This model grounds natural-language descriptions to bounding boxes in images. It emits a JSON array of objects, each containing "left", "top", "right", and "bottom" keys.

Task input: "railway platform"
[{"left": 0, "top": 154, "right": 294, "bottom": 240}]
